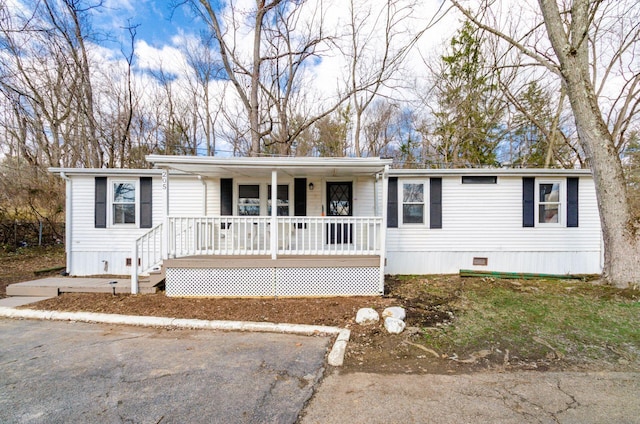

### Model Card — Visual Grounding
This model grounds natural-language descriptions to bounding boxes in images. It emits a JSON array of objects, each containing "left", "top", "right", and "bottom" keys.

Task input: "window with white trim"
[
  {"left": 537, "top": 180, "right": 562, "bottom": 224},
  {"left": 112, "top": 181, "right": 136, "bottom": 225},
  {"left": 402, "top": 182, "right": 425, "bottom": 224}
]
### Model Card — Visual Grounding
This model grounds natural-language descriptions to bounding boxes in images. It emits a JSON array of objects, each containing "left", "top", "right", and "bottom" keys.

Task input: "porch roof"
[{"left": 145, "top": 155, "right": 392, "bottom": 178}]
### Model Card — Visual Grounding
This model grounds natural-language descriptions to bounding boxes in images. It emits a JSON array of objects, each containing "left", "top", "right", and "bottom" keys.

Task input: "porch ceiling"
[{"left": 146, "top": 155, "right": 392, "bottom": 178}]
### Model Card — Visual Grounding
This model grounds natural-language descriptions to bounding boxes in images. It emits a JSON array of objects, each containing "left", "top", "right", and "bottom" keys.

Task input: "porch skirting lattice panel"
[{"left": 165, "top": 266, "right": 380, "bottom": 297}]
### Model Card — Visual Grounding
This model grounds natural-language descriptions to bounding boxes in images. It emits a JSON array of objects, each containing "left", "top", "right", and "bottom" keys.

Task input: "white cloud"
[{"left": 134, "top": 39, "right": 190, "bottom": 76}]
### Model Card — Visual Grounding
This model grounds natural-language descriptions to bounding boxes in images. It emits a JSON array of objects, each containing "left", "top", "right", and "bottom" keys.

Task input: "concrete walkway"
[
  {"left": 6, "top": 277, "right": 130, "bottom": 297},
  {"left": 0, "top": 296, "right": 54, "bottom": 307},
  {"left": 301, "top": 371, "right": 640, "bottom": 424}
]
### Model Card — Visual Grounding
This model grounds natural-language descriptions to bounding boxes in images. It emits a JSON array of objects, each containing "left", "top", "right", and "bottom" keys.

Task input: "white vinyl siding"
[
  {"left": 353, "top": 177, "right": 376, "bottom": 217},
  {"left": 168, "top": 176, "right": 205, "bottom": 216},
  {"left": 385, "top": 176, "right": 602, "bottom": 275},
  {"left": 67, "top": 174, "right": 165, "bottom": 275}
]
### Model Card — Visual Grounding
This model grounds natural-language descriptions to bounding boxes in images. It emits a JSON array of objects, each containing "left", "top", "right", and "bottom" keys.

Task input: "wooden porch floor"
[{"left": 164, "top": 255, "right": 380, "bottom": 269}]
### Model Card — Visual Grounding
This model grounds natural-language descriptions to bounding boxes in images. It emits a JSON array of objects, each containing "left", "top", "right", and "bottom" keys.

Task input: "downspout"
[
  {"left": 374, "top": 173, "right": 379, "bottom": 216},
  {"left": 379, "top": 165, "right": 389, "bottom": 294},
  {"left": 199, "top": 175, "right": 207, "bottom": 215},
  {"left": 60, "top": 172, "right": 72, "bottom": 276}
]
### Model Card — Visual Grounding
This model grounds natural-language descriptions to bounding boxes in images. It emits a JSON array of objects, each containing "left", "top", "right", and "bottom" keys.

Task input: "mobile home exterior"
[
  {"left": 51, "top": 156, "right": 602, "bottom": 296},
  {"left": 386, "top": 169, "right": 601, "bottom": 276}
]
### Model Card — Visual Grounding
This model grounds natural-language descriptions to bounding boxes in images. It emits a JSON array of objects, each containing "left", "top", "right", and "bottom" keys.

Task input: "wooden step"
[{"left": 137, "top": 266, "right": 165, "bottom": 294}]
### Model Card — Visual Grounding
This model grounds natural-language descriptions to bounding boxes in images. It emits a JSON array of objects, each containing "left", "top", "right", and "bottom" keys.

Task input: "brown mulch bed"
[{"left": 31, "top": 293, "right": 397, "bottom": 328}]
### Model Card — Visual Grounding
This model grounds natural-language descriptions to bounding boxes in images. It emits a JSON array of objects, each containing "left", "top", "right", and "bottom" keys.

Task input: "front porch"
[
  {"left": 132, "top": 156, "right": 392, "bottom": 297},
  {"left": 133, "top": 215, "right": 385, "bottom": 296}
]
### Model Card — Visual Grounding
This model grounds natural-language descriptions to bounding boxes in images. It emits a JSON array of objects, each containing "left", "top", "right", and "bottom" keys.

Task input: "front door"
[{"left": 326, "top": 182, "right": 353, "bottom": 244}]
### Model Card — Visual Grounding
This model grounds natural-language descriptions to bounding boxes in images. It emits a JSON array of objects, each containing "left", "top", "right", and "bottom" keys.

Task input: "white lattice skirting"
[{"left": 165, "top": 266, "right": 380, "bottom": 297}]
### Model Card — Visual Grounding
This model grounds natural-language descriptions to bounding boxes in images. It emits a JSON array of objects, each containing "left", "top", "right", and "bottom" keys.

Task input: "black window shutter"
[
  {"left": 523, "top": 177, "right": 535, "bottom": 227},
  {"left": 567, "top": 177, "right": 579, "bottom": 227},
  {"left": 220, "top": 178, "right": 233, "bottom": 216},
  {"left": 387, "top": 177, "right": 398, "bottom": 228},
  {"left": 430, "top": 178, "right": 442, "bottom": 229},
  {"left": 95, "top": 177, "right": 107, "bottom": 228},
  {"left": 140, "top": 177, "right": 152, "bottom": 228},
  {"left": 294, "top": 178, "right": 307, "bottom": 216}
]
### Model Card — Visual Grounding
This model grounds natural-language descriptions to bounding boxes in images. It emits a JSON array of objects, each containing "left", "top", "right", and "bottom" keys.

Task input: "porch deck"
[
  {"left": 163, "top": 254, "right": 383, "bottom": 298},
  {"left": 133, "top": 215, "right": 386, "bottom": 296},
  {"left": 164, "top": 254, "right": 380, "bottom": 268}
]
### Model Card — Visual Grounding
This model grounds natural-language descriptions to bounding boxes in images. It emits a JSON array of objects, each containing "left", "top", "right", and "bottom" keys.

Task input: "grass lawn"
[{"left": 408, "top": 276, "right": 640, "bottom": 367}]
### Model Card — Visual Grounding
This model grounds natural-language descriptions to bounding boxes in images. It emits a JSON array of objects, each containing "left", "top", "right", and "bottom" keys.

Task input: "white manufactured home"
[{"left": 50, "top": 156, "right": 602, "bottom": 297}]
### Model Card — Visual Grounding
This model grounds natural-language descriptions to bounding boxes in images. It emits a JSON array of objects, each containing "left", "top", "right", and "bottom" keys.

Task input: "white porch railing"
[
  {"left": 131, "top": 216, "right": 382, "bottom": 294},
  {"left": 131, "top": 223, "right": 163, "bottom": 294},
  {"left": 167, "top": 216, "right": 382, "bottom": 257}
]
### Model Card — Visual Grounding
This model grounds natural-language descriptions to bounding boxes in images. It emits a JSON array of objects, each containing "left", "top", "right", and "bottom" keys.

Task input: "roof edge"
[
  {"left": 145, "top": 155, "right": 394, "bottom": 169},
  {"left": 389, "top": 168, "right": 593, "bottom": 177},
  {"left": 49, "top": 167, "right": 165, "bottom": 176}
]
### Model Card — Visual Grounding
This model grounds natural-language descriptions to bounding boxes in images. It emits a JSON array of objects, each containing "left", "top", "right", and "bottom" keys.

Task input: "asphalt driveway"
[{"left": 0, "top": 319, "right": 330, "bottom": 423}]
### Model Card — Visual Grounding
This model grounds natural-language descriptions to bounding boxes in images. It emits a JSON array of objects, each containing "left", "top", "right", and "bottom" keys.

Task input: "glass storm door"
[{"left": 326, "top": 182, "right": 353, "bottom": 244}]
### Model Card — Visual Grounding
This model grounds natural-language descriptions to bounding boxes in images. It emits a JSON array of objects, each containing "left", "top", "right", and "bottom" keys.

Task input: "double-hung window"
[
  {"left": 112, "top": 181, "right": 136, "bottom": 225},
  {"left": 538, "top": 181, "right": 562, "bottom": 224},
  {"left": 402, "top": 182, "right": 425, "bottom": 224},
  {"left": 238, "top": 185, "right": 260, "bottom": 216}
]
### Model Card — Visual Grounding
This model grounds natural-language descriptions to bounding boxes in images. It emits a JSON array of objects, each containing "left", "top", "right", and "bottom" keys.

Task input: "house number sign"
[{"left": 162, "top": 171, "right": 167, "bottom": 190}]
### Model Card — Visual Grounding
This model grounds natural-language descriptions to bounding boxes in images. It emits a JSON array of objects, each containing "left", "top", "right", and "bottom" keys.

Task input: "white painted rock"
[
  {"left": 382, "top": 306, "right": 406, "bottom": 321},
  {"left": 384, "top": 317, "right": 406, "bottom": 334},
  {"left": 355, "top": 308, "right": 379, "bottom": 325}
]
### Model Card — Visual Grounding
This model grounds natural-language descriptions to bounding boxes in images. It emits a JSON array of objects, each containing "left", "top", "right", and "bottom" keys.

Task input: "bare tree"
[
  {"left": 451, "top": 0, "right": 640, "bottom": 287},
  {"left": 185, "top": 0, "right": 369, "bottom": 156},
  {"left": 182, "top": 33, "right": 225, "bottom": 156},
  {"left": 362, "top": 99, "right": 401, "bottom": 157},
  {"left": 186, "top": 0, "right": 284, "bottom": 155},
  {"left": 343, "top": 0, "right": 446, "bottom": 156}
]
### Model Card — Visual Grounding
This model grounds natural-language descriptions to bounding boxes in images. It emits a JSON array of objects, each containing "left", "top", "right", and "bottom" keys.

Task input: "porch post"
[
  {"left": 271, "top": 169, "right": 278, "bottom": 259},
  {"left": 162, "top": 168, "right": 170, "bottom": 260},
  {"left": 379, "top": 164, "right": 389, "bottom": 294}
]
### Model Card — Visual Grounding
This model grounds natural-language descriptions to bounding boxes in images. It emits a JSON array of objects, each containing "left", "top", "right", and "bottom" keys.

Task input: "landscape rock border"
[
  {"left": 356, "top": 306, "right": 408, "bottom": 334},
  {"left": 0, "top": 307, "right": 350, "bottom": 366}
]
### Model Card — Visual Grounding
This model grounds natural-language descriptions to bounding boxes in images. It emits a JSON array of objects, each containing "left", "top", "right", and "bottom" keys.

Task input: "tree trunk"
[
  {"left": 540, "top": 0, "right": 640, "bottom": 287},
  {"left": 249, "top": 2, "right": 266, "bottom": 157},
  {"left": 565, "top": 71, "right": 640, "bottom": 287}
]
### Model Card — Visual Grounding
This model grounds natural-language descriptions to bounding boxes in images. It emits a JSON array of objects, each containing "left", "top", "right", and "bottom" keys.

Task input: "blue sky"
[{"left": 96, "top": 0, "right": 207, "bottom": 49}]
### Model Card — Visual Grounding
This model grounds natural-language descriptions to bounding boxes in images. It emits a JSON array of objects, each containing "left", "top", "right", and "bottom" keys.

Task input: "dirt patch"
[{"left": 0, "top": 245, "right": 65, "bottom": 298}]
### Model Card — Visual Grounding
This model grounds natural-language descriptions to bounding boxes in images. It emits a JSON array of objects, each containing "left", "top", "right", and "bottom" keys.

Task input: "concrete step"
[
  {"left": 6, "top": 285, "right": 59, "bottom": 297},
  {"left": 60, "top": 285, "right": 131, "bottom": 295},
  {"left": 146, "top": 269, "right": 165, "bottom": 286},
  {"left": 139, "top": 286, "right": 159, "bottom": 294},
  {"left": 138, "top": 267, "right": 165, "bottom": 293},
  {"left": 6, "top": 277, "right": 131, "bottom": 298}
]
